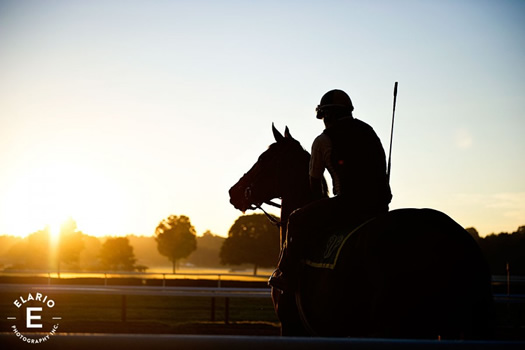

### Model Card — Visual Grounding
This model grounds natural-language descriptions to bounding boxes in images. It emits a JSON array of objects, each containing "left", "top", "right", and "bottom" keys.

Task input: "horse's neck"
[
  {"left": 279, "top": 178, "right": 312, "bottom": 245},
  {"left": 276, "top": 148, "right": 315, "bottom": 244}
]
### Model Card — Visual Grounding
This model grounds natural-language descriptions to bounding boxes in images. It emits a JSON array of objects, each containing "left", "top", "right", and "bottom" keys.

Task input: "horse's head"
[{"left": 229, "top": 124, "right": 310, "bottom": 213}]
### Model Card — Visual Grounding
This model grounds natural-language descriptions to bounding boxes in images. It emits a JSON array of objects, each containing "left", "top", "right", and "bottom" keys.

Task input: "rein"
[
  {"left": 243, "top": 182, "right": 282, "bottom": 227},
  {"left": 254, "top": 200, "right": 282, "bottom": 228}
]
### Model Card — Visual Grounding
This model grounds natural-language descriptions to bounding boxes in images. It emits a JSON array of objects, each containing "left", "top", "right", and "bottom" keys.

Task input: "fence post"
[
  {"left": 224, "top": 297, "right": 230, "bottom": 324},
  {"left": 506, "top": 262, "right": 510, "bottom": 296},
  {"left": 210, "top": 297, "right": 216, "bottom": 321},
  {"left": 121, "top": 295, "right": 127, "bottom": 322}
]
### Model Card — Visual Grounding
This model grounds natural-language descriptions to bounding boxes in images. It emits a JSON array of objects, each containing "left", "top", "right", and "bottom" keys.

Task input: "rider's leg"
[
  {"left": 269, "top": 198, "right": 337, "bottom": 291},
  {"left": 269, "top": 209, "right": 304, "bottom": 291},
  {"left": 270, "top": 196, "right": 389, "bottom": 289}
]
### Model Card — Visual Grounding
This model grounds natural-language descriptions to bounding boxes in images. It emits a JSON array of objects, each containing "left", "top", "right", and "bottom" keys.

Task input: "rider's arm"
[
  {"left": 310, "top": 176, "right": 326, "bottom": 200},
  {"left": 309, "top": 134, "right": 331, "bottom": 199}
]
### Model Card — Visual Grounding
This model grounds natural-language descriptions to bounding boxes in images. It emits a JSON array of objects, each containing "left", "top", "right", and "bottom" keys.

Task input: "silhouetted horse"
[{"left": 229, "top": 125, "right": 493, "bottom": 339}]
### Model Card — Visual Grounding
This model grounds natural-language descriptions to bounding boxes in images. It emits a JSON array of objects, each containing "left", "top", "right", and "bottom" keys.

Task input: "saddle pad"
[{"left": 303, "top": 217, "right": 375, "bottom": 270}]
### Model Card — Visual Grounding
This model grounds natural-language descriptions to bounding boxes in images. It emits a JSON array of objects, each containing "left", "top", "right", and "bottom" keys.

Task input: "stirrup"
[{"left": 268, "top": 270, "right": 287, "bottom": 292}]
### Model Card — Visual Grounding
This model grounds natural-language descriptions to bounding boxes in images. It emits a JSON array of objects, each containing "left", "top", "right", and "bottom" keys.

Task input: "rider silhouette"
[{"left": 269, "top": 89, "right": 393, "bottom": 291}]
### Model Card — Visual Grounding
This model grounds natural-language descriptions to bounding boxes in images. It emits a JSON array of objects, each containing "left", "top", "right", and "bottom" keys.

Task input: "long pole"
[{"left": 387, "top": 81, "right": 398, "bottom": 183}]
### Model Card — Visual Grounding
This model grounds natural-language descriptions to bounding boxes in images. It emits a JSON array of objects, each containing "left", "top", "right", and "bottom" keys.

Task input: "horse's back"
[{"left": 298, "top": 208, "right": 493, "bottom": 339}]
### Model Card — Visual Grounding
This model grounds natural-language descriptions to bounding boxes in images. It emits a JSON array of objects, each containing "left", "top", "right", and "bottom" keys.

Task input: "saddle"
[{"left": 303, "top": 217, "right": 376, "bottom": 269}]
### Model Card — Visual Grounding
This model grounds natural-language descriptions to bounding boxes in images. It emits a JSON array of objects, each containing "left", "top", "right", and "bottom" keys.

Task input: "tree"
[
  {"left": 478, "top": 226, "right": 525, "bottom": 275},
  {"left": 7, "top": 228, "right": 51, "bottom": 270},
  {"left": 220, "top": 213, "right": 280, "bottom": 275},
  {"left": 99, "top": 237, "right": 137, "bottom": 271},
  {"left": 78, "top": 234, "right": 103, "bottom": 271},
  {"left": 56, "top": 217, "right": 85, "bottom": 273},
  {"left": 465, "top": 227, "right": 480, "bottom": 242},
  {"left": 5, "top": 220, "right": 84, "bottom": 273},
  {"left": 155, "top": 215, "right": 197, "bottom": 273},
  {"left": 0, "top": 235, "right": 23, "bottom": 270}
]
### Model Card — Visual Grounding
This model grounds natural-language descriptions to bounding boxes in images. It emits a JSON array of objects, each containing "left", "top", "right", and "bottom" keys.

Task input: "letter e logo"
[{"left": 26, "top": 307, "right": 43, "bottom": 328}]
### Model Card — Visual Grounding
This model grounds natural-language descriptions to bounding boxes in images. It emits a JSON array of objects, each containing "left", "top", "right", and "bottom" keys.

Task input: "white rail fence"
[
  {"left": 1, "top": 282, "right": 523, "bottom": 325},
  {"left": 0, "top": 270, "right": 273, "bottom": 288},
  {"left": 0, "top": 283, "right": 272, "bottom": 323}
]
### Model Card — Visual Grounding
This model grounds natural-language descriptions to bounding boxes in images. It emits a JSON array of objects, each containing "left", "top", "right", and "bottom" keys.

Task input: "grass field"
[
  {"left": 2, "top": 275, "right": 524, "bottom": 339},
  {"left": 0, "top": 274, "right": 281, "bottom": 336},
  {"left": 1, "top": 291, "right": 281, "bottom": 335}
]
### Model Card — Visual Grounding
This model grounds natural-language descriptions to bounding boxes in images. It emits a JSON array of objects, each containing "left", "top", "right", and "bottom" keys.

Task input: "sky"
[{"left": 0, "top": 0, "right": 523, "bottom": 238}]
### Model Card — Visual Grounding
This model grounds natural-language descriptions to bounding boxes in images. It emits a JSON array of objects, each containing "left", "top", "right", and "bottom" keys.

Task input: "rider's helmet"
[{"left": 315, "top": 89, "right": 354, "bottom": 119}]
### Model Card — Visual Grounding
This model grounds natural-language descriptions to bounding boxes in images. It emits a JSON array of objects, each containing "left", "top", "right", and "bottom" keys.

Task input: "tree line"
[
  {"left": 0, "top": 214, "right": 279, "bottom": 275},
  {"left": 467, "top": 226, "right": 525, "bottom": 275},
  {"left": 0, "top": 215, "right": 523, "bottom": 276}
]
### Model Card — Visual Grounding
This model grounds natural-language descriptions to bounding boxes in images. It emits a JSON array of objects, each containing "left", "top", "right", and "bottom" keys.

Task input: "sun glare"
[
  {"left": 48, "top": 219, "right": 62, "bottom": 271},
  {"left": 0, "top": 162, "right": 127, "bottom": 238},
  {"left": 49, "top": 216, "right": 67, "bottom": 245}
]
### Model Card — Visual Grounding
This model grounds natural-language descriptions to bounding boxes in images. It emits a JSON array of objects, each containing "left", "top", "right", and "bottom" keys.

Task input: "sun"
[
  {"left": 1, "top": 164, "right": 71, "bottom": 235},
  {"left": 0, "top": 162, "right": 126, "bottom": 238},
  {"left": 48, "top": 215, "right": 70, "bottom": 245}
]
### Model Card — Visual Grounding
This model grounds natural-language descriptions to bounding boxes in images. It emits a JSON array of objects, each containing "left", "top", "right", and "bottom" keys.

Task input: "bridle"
[
  {"left": 240, "top": 144, "right": 292, "bottom": 228},
  {"left": 238, "top": 138, "right": 309, "bottom": 229},
  {"left": 244, "top": 183, "right": 282, "bottom": 228}
]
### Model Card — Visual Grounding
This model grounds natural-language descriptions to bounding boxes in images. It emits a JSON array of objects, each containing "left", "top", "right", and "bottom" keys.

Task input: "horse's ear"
[
  {"left": 284, "top": 126, "right": 292, "bottom": 139},
  {"left": 272, "top": 123, "right": 284, "bottom": 142}
]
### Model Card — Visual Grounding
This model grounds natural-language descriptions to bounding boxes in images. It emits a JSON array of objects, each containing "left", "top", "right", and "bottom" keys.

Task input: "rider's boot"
[{"left": 268, "top": 268, "right": 287, "bottom": 292}]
